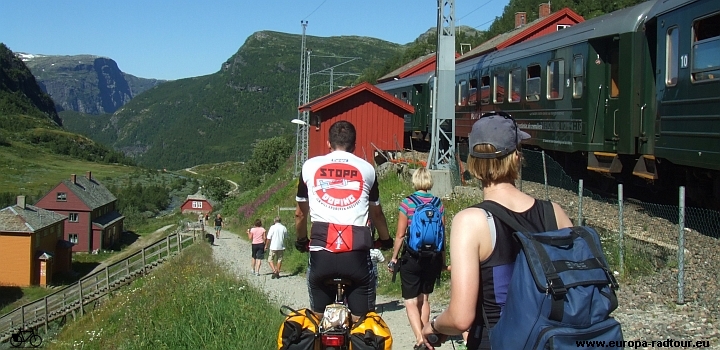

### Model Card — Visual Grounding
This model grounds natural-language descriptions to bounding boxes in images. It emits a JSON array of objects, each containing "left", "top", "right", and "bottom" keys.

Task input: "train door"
[{"left": 602, "top": 39, "right": 622, "bottom": 150}]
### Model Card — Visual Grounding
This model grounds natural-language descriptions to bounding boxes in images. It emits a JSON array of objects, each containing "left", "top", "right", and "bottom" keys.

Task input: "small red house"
[
  {"left": 299, "top": 82, "right": 415, "bottom": 163},
  {"left": 180, "top": 194, "right": 213, "bottom": 215},
  {"left": 35, "top": 172, "right": 124, "bottom": 253},
  {"left": 0, "top": 196, "right": 72, "bottom": 286}
]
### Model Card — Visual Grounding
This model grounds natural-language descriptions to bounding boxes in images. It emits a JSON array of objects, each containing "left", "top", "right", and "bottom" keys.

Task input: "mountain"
[
  {"left": 0, "top": 44, "right": 62, "bottom": 126},
  {"left": 0, "top": 43, "right": 135, "bottom": 195},
  {"left": 67, "top": 31, "right": 404, "bottom": 170},
  {"left": 20, "top": 53, "right": 165, "bottom": 115}
]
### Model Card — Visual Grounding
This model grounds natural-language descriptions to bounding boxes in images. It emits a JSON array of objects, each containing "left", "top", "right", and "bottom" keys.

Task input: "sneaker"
[
  {"left": 271, "top": 273, "right": 277, "bottom": 279},
  {"left": 274, "top": 272, "right": 280, "bottom": 279}
]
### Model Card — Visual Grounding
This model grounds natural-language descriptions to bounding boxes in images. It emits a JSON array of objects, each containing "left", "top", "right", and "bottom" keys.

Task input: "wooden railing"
[{"left": 0, "top": 225, "right": 201, "bottom": 342}]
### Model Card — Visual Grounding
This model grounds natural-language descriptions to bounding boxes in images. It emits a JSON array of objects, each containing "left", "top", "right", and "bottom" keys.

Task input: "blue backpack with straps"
[
  {"left": 477, "top": 200, "right": 623, "bottom": 350},
  {"left": 406, "top": 195, "right": 444, "bottom": 257}
]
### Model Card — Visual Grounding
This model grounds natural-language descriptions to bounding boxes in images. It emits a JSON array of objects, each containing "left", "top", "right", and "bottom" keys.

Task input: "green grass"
[
  {"left": 0, "top": 138, "right": 135, "bottom": 197},
  {"left": 188, "top": 161, "right": 246, "bottom": 186},
  {"left": 47, "top": 243, "right": 283, "bottom": 350}
]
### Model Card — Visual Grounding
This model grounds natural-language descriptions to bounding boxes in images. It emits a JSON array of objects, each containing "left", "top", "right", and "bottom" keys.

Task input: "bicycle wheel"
[
  {"left": 9, "top": 335, "right": 22, "bottom": 347},
  {"left": 29, "top": 334, "right": 43, "bottom": 347}
]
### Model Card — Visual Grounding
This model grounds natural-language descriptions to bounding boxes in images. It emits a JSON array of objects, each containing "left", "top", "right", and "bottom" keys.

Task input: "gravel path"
[
  {"left": 209, "top": 228, "right": 456, "bottom": 349},
  {"left": 210, "top": 180, "right": 720, "bottom": 350}
]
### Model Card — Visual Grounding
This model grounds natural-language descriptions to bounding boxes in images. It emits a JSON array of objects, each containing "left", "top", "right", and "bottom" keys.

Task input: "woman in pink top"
[{"left": 247, "top": 219, "right": 267, "bottom": 276}]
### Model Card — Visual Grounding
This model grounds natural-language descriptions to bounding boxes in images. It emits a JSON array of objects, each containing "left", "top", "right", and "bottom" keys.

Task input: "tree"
[{"left": 204, "top": 177, "right": 231, "bottom": 202}]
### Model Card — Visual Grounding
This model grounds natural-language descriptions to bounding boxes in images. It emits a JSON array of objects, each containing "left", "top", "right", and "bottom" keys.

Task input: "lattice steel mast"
[
  {"left": 295, "top": 21, "right": 310, "bottom": 177},
  {"left": 428, "top": 0, "right": 456, "bottom": 170}
]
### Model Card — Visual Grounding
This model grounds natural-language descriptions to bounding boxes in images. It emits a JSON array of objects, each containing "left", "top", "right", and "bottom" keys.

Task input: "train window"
[
  {"left": 509, "top": 68, "right": 521, "bottom": 103},
  {"left": 573, "top": 56, "right": 584, "bottom": 98},
  {"left": 494, "top": 74, "right": 505, "bottom": 103},
  {"left": 480, "top": 76, "right": 490, "bottom": 105},
  {"left": 666, "top": 27, "right": 679, "bottom": 86},
  {"left": 547, "top": 60, "right": 565, "bottom": 100},
  {"left": 692, "top": 13, "right": 720, "bottom": 82},
  {"left": 457, "top": 80, "right": 468, "bottom": 106},
  {"left": 526, "top": 65, "right": 541, "bottom": 101},
  {"left": 402, "top": 91, "right": 408, "bottom": 99},
  {"left": 468, "top": 78, "right": 478, "bottom": 105}
]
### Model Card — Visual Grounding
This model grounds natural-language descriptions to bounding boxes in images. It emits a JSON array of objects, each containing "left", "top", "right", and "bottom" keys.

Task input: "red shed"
[
  {"left": 180, "top": 194, "right": 213, "bottom": 215},
  {"left": 299, "top": 82, "right": 415, "bottom": 163}
]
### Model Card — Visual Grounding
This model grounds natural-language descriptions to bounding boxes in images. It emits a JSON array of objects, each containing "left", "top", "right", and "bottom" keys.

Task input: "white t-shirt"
[
  {"left": 296, "top": 150, "right": 380, "bottom": 227},
  {"left": 266, "top": 223, "right": 287, "bottom": 251}
]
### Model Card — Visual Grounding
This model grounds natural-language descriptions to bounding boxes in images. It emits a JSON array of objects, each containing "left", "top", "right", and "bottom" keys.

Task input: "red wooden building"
[
  {"left": 180, "top": 194, "right": 213, "bottom": 215},
  {"left": 0, "top": 196, "right": 72, "bottom": 286},
  {"left": 35, "top": 172, "right": 125, "bottom": 253},
  {"left": 457, "top": 4, "right": 584, "bottom": 63},
  {"left": 299, "top": 82, "right": 415, "bottom": 163}
]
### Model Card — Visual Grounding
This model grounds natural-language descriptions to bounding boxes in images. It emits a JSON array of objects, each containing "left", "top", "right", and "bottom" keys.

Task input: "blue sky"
[{"left": 1, "top": 0, "right": 508, "bottom": 81}]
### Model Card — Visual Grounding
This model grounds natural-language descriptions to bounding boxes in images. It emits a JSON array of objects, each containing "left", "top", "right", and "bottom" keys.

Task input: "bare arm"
[
  {"left": 295, "top": 201, "right": 309, "bottom": 241},
  {"left": 423, "top": 207, "right": 492, "bottom": 338},
  {"left": 390, "top": 211, "right": 408, "bottom": 262},
  {"left": 369, "top": 204, "right": 391, "bottom": 241},
  {"left": 552, "top": 202, "right": 573, "bottom": 229}
]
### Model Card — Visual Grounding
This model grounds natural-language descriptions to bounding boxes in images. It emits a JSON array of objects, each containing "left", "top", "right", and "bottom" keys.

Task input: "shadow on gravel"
[{"left": 377, "top": 300, "right": 404, "bottom": 313}]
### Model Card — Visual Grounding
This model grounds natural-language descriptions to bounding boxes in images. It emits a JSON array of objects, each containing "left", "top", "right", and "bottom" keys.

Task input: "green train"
[{"left": 378, "top": 0, "right": 720, "bottom": 207}]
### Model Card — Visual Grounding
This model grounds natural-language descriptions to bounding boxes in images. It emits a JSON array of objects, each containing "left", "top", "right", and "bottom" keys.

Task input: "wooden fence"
[{"left": 0, "top": 225, "right": 202, "bottom": 343}]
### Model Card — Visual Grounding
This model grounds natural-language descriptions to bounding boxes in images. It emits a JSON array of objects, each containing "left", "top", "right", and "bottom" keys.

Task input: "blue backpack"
[
  {"left": 406, "top": 195, "right": 444, "bottom": 258},
  {"left": 477, "top": 201, "right": 623, "bottom": 350}
]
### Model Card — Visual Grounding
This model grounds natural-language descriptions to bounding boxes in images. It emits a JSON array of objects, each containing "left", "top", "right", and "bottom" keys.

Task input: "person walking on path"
[
  {"left": 214, "top": 214, "right": 223, "bottom": 239},
  {"left": 248, "top": 219, "right": 267, "bottom": 276},
  {"left": 295, "top": 120, "right": 394, "bottom": 318},
  {"left": 387, "top": 167, "right": 446, "bottom": 348},
  {"left": 419, "top": 112, "right": 572, "bottom": 350},
  {"left": 265, "top": 217, "right": 287, "bottom": 279}
]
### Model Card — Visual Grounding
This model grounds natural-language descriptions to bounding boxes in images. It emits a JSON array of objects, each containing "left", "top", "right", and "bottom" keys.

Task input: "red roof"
[
  {"left": 299, "top": 82, "right": 415, "bottom": 114},
  {"left": 377, "top": 52, "right": 462, "bottom": 83},
  {"left": 457, "top": 7, "right": 584, "bottom": 63}
]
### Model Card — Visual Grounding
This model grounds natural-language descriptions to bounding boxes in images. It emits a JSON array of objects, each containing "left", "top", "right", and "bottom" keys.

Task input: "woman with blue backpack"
[
  {"left": 419, "top": 112, "right": 577, "bottom": 350},
  {"left": 387, "top": 166, "right": 447, "bottom": 349}
]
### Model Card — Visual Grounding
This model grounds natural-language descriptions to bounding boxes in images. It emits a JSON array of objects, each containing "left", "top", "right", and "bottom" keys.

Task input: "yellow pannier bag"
[
  {"left": 278, "top": 306, "right": 321, "bottom": 350},
  {"left": 349, "top": 311, "right": 392, "bottom": 350}
]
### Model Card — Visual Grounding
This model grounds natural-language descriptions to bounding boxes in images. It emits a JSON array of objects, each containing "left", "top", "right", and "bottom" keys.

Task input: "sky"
[{"left": 0, "top": 0, "right": 509, "bottom": 81}]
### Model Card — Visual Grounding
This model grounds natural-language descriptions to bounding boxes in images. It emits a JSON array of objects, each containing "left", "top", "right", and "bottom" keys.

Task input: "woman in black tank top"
[{"left": 418, "top": 113, "right": 573, "bottom": 350}]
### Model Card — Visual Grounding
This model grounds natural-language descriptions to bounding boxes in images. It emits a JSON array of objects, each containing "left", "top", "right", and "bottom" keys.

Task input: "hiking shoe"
[
  {"left": 271, "top": 273, "right": 277, "bottom": 279},
  {"left": 275, "top": 272, "right": 280, "bottom": 279}
]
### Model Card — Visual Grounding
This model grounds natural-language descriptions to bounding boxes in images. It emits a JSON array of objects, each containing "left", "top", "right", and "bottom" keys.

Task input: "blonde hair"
[
  {"left": 412, "top": 167, "right": 433, "bottom": 191},
  {"left": 466, "top": 144, "right": 521, "bottom": 184}
]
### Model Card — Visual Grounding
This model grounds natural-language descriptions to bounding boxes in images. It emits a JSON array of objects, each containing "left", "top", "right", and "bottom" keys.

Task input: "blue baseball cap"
[{"left": 468, "top": 112, "right": 530, "bottom": 159}]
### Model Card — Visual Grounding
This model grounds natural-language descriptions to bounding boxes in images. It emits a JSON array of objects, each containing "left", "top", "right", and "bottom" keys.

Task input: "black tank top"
[{"left": 467, "top": 199, "right": 556, "bottom": 349}]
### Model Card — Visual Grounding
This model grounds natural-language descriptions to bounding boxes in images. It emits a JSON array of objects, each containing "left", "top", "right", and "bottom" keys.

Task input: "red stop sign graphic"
[{"left": 312, "top": 164, "right": 364, "bottom": 208}]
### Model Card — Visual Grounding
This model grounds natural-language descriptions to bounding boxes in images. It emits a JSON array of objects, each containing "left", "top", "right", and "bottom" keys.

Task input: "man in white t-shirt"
[
  {"left": 295, "top": 120, "right": 393, "bottom": 317},
  {"left": 265, "top": 216, "right": 288, "bottom": 279}
]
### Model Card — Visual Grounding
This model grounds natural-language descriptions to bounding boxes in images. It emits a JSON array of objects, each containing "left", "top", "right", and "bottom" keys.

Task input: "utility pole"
[
  {"left": 429, "top": 0, "right": 456, "bottom": 170},
  {"left": 295, "top": 21, "right": 310, "bottom": 178}
]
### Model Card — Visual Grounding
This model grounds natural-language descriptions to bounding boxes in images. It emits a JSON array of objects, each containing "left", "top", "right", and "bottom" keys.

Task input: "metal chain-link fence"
[{"left": 453, "top": 148, "right": 720, "bottom": 305}]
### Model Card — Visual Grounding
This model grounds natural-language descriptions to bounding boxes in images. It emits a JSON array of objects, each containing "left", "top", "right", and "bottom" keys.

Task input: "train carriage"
[{"left": 456, "top": 1, "right": 656, "bottom": 176}]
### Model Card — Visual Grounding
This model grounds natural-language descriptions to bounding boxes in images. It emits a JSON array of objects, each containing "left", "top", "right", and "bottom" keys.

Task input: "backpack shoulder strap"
[
  {"left": 408, "top": 194, "right": 423, "bottom": 206},
  {"left": 475, "top": 201, "right": 530, "bottom": 234},
  {"left": 429, "top": 196, "right": 441, "bottom": 208}
]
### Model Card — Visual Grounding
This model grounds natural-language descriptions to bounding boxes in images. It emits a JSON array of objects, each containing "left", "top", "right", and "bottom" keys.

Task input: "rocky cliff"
[{"left": 20, "top": 54, "right": 164, "bottom": 115}]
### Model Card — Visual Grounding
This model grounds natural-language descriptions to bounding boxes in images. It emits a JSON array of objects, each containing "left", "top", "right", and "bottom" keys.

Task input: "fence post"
[
  {"left": 166, "top": 235, "right": 171, "bottom": 258},
  {"left": 677, "top": 186, "right": 686, "bottom": 305},
  {"left": 142, "top": 247, "right": 146, "bottom": 275},
  {"left": 618, "top": 184, "right": 624, "bottom": 277},
  {"left": 177, "top": 231, "right": 182, "bottom": 253},
  {"left": 105, "top": 266, "right": 110, "bottom": 291},
  {"left": 577, "top": 179, "right": 584, "bottom": 226},
  {"left": 542, "top": 150, "right": 549, "bottom": 200},
  {"left": 44, "top": 296, "right": 48, "bottom": 334},
  {"left": 125, "top": 258, "right": 130, "bottom": 277},
  {"left": 21, "top": 304, "right": 25, "bottom": 326},
  {"left": 78, "top": 280, "right": 84, "bottom": 316}
]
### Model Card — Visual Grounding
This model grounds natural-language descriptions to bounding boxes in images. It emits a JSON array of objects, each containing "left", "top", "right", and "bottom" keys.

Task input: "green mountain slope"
[{"left": 66, "top": 31, "right": 403, "bottom": 170}]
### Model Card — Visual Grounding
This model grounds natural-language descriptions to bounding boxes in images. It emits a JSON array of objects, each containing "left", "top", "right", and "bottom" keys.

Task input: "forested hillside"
[{"left": 67, "top": 31, "right": 403, "bottom": 170}]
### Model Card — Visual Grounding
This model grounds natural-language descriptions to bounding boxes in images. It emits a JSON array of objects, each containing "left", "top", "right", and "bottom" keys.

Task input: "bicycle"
[
  {"left": 318, "top": 277, "right": 352, "bottom": 350},
  {"left": 9, "top": 327, "right": 43, "bottom": 348}
]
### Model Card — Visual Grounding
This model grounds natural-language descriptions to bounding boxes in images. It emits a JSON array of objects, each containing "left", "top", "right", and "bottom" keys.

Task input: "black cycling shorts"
[
  {"left": 251, "top": 243, "right": 265, "bottom": 259},
  {"left": 399, "top": 251, "right": 443, "bottom": 299},
  {"left": 307, "top": 250, "right": 375, "bottom": 315}
]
